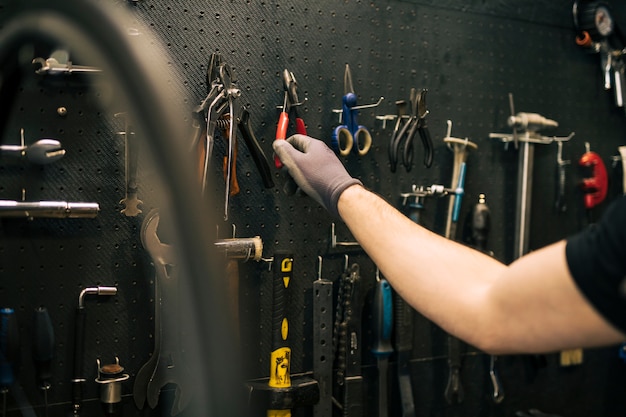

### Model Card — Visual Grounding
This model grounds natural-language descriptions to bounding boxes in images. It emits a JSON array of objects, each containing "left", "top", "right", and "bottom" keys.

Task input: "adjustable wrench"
[{"left": 134, "top": 210, "right": 191, "bottom": 416}]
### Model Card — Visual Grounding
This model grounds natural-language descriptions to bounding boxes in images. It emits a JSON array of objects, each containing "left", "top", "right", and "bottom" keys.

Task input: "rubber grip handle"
[
  {"left": 0, "top": 308, "right": 19, "bottom": 388},
  {"left": 371, "top": 279, "right": 393, "bottom": 357},
  {"left": 393, "top": 295, "right": 414, "bottom": 352},
  {"left": 238, "top": 109, "right": 274, "bottom": 188},
  {"left": 72, "top": 307, "right": 86, "bottom": 406},
  {"left": 295, "top": 118, "right": 307, "bottom": 135},
  {"left": 33, "top": 307, "right": 55, "bottom": 386},
  {"left": 269, "top": 252, "right": 293, "bottom": 389},
  {"left": 471, "top": 199, "right": 490, "bottom": 252},
  {"left": 274, "top": 112, "right": 289, "bottom": 169},
  {"left": 452, "top": 162, "right": 466, "bottom": 223}
]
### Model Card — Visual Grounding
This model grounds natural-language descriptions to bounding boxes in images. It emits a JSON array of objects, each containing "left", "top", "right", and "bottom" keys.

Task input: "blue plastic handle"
[{"left": 452, "top": 162, "right": 466, "bottom": 223}]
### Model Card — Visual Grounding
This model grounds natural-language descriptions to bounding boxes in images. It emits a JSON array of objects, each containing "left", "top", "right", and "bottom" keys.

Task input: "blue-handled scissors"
[{"left": 332, "top": 64, "right": 383, "bottom": 156}]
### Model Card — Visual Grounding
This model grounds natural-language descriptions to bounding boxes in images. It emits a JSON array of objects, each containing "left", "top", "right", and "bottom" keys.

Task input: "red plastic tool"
[{"left": 579, "top": 147, "right": 608, "bottom": 209}]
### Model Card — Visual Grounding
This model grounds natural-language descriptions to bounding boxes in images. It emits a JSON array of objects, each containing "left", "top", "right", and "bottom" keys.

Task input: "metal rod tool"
[{"left": 71, "top": 286, "right": 117, "bottom": 416}]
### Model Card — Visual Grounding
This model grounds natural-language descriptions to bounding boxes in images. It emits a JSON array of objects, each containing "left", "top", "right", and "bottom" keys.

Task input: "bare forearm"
[
  {"left": 337, "top": 185, "right": 506, "bottom": 342},
  {"left": 337, "top": 184, "right": 626, "bottom": 353}
]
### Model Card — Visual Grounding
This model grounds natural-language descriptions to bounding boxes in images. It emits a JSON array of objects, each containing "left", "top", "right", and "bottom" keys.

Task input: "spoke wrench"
[{"left": 134, "top": 209, "right": 191, "bottom": 415}]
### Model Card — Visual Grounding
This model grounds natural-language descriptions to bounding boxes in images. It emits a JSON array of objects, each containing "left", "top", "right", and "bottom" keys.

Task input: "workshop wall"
[{"left": 1, "top": 1, "right": 626, "bottom": 417}]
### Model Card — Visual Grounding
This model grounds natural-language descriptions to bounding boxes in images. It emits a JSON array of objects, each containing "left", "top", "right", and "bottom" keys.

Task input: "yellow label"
[
  {"left": 269, "top": 347, "right": 291, "bottom": 388},
  {"left": 267, "top": 410, "right": 291, "bottom": 417},
  {"left": 281, "top": 317, "right": 288, "bottom": 340},
  {"left": 281, "top": 257, "right": 293, "bottom": 272}
]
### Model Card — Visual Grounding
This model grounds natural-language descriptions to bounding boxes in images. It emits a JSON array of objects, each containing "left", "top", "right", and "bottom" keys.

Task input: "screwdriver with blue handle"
[
  {"left": 0, "top": 308, "right": 19, "bottom": 417},
  {"left": 371, "top": 272, "right": 393, "bottom": 417}
]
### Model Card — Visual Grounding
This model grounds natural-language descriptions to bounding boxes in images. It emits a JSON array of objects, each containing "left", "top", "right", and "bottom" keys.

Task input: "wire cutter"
[
  {"left": 191, "top": 53, "right": 274, "bottom": 220},
  {"left": 388, "top": 88, "right": 434, "bottom": 172},
  {"left": 332, "top": 64, "right": 383, "bottom": 156},
  {"left": 274, "top": 69, "right": 307, "bottom": 169}
]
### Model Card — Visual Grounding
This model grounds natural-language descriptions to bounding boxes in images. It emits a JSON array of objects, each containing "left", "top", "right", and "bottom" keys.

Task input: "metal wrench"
[
  {"left": 135, "top": 210, "right": 192, "bottom": 416},
  {"left": 0, "top": 129, "right": 65, "bottom": 164}
]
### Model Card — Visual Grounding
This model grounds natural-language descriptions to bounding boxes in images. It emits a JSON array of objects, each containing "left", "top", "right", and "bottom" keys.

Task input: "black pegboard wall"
[{"left": 1, "top": 1, "right": 626, "bottom": 417}]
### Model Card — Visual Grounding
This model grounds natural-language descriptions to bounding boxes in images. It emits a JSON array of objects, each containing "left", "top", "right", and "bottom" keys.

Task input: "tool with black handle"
[
  {"left": 469, "top": 195, "right": 504, "bottom": 403},
  {"left": 33, "top": 307, "right": 55, "bottom": 417},
  {"left": 393, "top": 293, "right": 416, "bottom": 417},
  {"left": 268, "top": 252, "right": 294, "bottom": 417},
  {"left": 371, "top": 274, "right": 393, "bottom": 417}
]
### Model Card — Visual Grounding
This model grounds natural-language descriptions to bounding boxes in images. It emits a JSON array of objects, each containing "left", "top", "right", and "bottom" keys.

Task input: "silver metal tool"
[
  {"left": 95, "top": 357, "right": 129, "bottom": 416},
  {"left": 115, "top": 113, "right": 143, "bottom": 217},
  {"left": 32, "top": 50, "right": 102, "bottom": 75},
  {"left": 442, "top": 120, "right": 477, "bottom": 405},
  {"left": 0, "top": 129, "right": 65, "bottom": 164},
  {"left": 0, "top": 200, "right": 99, "bottom": 218},
  {"left": 214, "top": 236, "right": 263, "bottom": 261},
  {"left": 72, "top": 286, "right": 117, "bottom": 416},
  {"left": 555, "top": 141, "right": 571, "bottom": 213},
  {"left": 489, "top": 94, "right": 574, "bottom": 259},
  {"left": 134, "top": 209, "right": 191, "bottom": 416},
  {"left": 443, "top": 120, "right": 477, "bottom": 244}
]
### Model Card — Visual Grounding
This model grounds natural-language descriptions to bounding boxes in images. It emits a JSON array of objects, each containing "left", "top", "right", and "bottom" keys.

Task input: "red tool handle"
[
  {"left": 274, "top": 111, "right": 289, "bottom": 169},
  {"left": 295, "top": 117, "right": 307, "bottom": 135}
]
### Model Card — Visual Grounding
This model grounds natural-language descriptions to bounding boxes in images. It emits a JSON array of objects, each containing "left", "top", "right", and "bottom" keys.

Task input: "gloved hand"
[{"left": 273, "top": 134, "right": 362, "bottom": 218}]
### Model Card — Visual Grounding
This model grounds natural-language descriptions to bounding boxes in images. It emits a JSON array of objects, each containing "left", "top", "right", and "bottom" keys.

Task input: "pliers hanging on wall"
[
  {"left": 388, "top": 88, "right": 434, "bottom": 172},
  {"left": 192, "top": 53, "right": 274, "bottom": 220},
  {"left": 275, "top": 69, "right": 307, "bottom": 168}
]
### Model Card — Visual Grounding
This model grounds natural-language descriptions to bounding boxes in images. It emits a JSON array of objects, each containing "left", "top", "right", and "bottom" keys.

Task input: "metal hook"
[{"left": 317, "top": 256, "right": 323, "bottom": 281}]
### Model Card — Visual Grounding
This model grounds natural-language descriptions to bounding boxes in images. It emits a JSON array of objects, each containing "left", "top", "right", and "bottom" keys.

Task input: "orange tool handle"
[{"left": 274, "top": 111, "right": 289, "bottom": 169}]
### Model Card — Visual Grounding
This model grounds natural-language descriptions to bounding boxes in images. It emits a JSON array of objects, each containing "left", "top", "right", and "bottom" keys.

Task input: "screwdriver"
[
  {"left": 371, "top": 273, "right": 393, "bottom": 417},
  {"left": 33, "top": 307, "right": 55, "bottom": 417},
  {"left": 0, "top": 308, "right": 19, "bottom": 417}
]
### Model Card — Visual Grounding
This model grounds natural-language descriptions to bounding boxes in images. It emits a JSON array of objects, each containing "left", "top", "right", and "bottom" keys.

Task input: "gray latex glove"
[{"left": 273, "top": 134, "right": 362, "bottom": 218}]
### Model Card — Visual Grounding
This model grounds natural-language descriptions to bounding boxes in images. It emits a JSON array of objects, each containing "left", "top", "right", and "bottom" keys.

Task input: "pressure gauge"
[{"left": 574, "top": 1, "right": 615, "bottom": 41}]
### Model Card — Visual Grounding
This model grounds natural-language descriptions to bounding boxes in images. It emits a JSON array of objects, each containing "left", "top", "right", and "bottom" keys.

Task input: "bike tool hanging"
[
  {"left": 573, "top": 1, "right": 626, "bottom": 111},
  {"left": 579, "top": 142, "right": 608, "bottom": 223},
  {"left": 489, "top": 94, "right": 574, "bottom": 260},
  {"left": 388, "top": 87, "right": 434, "bottom": 172},
  {"left": 333, "top": 262, "right": 366, "bottom": 417},
  {"left": 191, "top": 53, "right": 274, "bottom": 221},
  {"left": 370, "top": 270, "right": 393, "bottom": 417},
  {"left": 331, "top": 64, "right": 383, "bottom": 156},
  {"left": 442, "top": 120, "right": 477, "bottom": 405},
  {"left": 275, "top": 69, "right": 307, "bottom": 169},
  {"left": 313, "top": 257, "right": 333, "bottom": 417},
  {"left": 467, "top": 195, "right": 505, "bottom": 404}
]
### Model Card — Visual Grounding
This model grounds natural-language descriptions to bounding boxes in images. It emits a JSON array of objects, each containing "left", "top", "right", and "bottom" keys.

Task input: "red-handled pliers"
[{"left": 275, "top": 69, "right": 307, "bottom": 168}]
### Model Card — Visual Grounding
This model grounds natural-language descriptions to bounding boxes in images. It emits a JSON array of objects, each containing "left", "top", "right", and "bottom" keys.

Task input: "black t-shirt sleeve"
[{"left": 566, "top": 195, "right": 626, "bottom": 334}]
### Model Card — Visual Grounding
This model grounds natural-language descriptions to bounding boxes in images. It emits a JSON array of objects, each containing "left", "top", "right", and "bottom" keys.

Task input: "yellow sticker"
[
  {"left": 281, "top": 317, "right": 288, "bottom": 340},
  {"left": 269, "top": 347, "right": 291, "bottom": 388}
]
